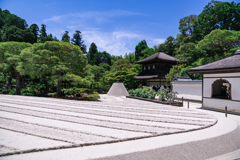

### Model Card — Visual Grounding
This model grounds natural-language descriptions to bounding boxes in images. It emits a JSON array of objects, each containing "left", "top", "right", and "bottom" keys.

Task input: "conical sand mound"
[{"left": 107, "top": 83, "right": 129, "bottom": 96}]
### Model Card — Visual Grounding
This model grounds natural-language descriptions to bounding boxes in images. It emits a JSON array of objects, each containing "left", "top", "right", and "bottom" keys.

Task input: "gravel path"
[{"left": 0, "top": 95, "right": 217, "bottom": 157}]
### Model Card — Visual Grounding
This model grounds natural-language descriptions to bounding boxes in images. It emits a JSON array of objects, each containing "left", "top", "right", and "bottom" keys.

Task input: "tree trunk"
[
  {"left": 16, "top": 72, "right": 21, "bottom": 95},
  {"left": 43, "top": 80, "right": 49, "bottom": 95},
  {"left": 56, "top": 72, "right": 62, "bottom": 97},
  {"left": 3, "top": 72, "right": 13, "bottom": 89}
]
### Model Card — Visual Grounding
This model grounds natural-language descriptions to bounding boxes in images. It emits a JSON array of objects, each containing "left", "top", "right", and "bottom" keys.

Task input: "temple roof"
[
  {"left": 172, "top": 76, "right": 202, "bottom": 84},
  {"left": 189, "top": 50, "right": 240, "bottom": 73},
  {"left": 134, "top": 52, "right": 179, "bottom": 64},
  {"left": 135, "top": 75, "right": 165, "bottom": 79}
]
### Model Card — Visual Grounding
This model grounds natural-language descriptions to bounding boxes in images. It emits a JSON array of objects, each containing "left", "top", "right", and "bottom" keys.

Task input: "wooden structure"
[
  {"left": 189, "top": 50, "right": 240, "bottom": 113},
  {"left": 134, "top": 52, "right": 179, "bottom": 87}
]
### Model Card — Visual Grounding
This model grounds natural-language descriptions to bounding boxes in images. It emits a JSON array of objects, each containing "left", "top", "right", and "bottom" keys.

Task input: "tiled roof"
[
  {"left": 135, "top": 52, "right": 179, "bottom": 64},
  {"left": 172, "top": 76, "right": 202, "bottom": 84},
  {"left": 189, "top": 50, "right": 240, "bottom": 73},
  {"left": 135, "top": 75, "right": 165, "bottom": 79},
  {"left": 172, "top": 80, "right": 202, "bottom": 84}
]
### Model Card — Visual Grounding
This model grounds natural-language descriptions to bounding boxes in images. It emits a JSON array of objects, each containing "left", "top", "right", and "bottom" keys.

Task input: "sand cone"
[{"left": 107, "top": 83, "right": 129, "bottom": 96}]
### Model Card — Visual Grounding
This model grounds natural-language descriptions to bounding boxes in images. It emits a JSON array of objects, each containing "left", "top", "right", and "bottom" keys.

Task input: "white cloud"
[
  {"left": 148, "top": 38, "right": 165, "bottom": 45},
  {"left": 43, "top": 10, "right": 143, "bottom": 23},
  {"left": 82, "top": 30, "right": 141, "bottom": 56},
  {"left": 43, "top": 16, "right": 63, "bottom": 22}
]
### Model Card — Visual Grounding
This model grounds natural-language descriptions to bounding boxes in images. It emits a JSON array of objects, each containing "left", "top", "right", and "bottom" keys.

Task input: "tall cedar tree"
[
  {"left": 71, "top": 30, "right": 87, "bottom": 53},
  {"left": 87, "top": 42, "right": 98, "bottom": 65}
]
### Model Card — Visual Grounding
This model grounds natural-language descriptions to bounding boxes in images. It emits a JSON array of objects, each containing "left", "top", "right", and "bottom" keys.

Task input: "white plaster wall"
[
  {"left": 203, "top": 76, "right": 240, "bottom": 101},
  {"left": 172, "top": 83, "right": 202, "bottom": 96},
  {"left": 203, "top": 98, "right": 240, "bottom": 112}
]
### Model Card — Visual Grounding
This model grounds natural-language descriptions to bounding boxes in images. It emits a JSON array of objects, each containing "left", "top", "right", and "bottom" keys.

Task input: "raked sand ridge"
[{"left": 0, "top": 94, "right": 218, "bottom": 158}]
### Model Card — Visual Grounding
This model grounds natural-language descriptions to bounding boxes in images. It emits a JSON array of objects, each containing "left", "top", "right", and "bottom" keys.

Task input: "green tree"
[
  {"left": 176, "top": 42, "right": 206, "bottom": 64},
  {"left": 165, "top": 64, "right": 185, "bottom": 84},
  {"left": 198, "top": 29, "right": 240, "bottom": 54},
  {"left": 135, "top": 40, "right": 148, "bottom": 61},
  {"left": 40, "top": 24, "right": 47, "bottom": 37},
  {"left": 1, "top": 25, "right": 35, "bottom": 43},
  {"left": 159, "top": 36, "right": 176, "bottom": 56},
  {"left": 110, "top": 59, "right": 134, "bottom": 72},
  {"left": 105, "top": 67, "right": 139, "bottom": 89},
  {"left": 195, "top": 0, "right": 240, "bottom": 39},
  {"left": 124, "top": 52, "right": 135, "bottom": 63},
  {"left": 0, "top": 42, "right": 32, "bottom": 95},
  {"left": 71, "top": 30, "right": 86, "bottom": 53},
  {"left": 179, "top": 15, "right": 198, "bottom": 36},
  {"left": 61, "top": 31, "right": 70, "bottom": 42},
  {"left": 87, "top": 42, "right": 98, "bottom": 65},
  {"left": 29, "top": 24, "right": 39, "bottom": 43},
  {"left": 18, "top": 41, "right": 88, "bottom": 97}
]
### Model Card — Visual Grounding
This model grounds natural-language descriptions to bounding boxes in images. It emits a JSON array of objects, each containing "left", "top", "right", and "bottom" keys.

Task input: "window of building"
[
  {"left": 212, "top": 79, "right": 231, "bottom": 100},
  {"left": 148, "top": 66, "right": 151, "bottom": 70},
  {"left": 144, "top": 66, "right": 146, "bottom": 70},
  {"left": 152, "top": 65, "right": 155, "bottom": 69}
]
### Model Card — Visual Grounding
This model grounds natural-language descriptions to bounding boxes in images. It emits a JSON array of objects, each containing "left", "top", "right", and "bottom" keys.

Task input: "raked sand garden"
[{"left": 0, "top": 94, "right": 217, "bottom": 157}]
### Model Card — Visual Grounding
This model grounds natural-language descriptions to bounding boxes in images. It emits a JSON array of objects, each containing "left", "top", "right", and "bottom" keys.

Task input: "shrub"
[
  {"left": 48, "top": 92, "right": 56, "bottom": 97},
  {"left": 128, "top": 89, "right": 135, "bottom": 96},
  {"left": 134, "top": 88, "right": 142, "bottom": 97},
  {"left": 148, "top": 89, "right": 156, "bottom": 100},
  {"left": 9, "top": 88, "right": 16, "bottom": 95},
  {"left": 157, "top": 89, "right": 166, "bottom": 101},
  {"left": 1, "top": 88, "right": 9, "bottom": 94},
  {"left": 86, "top": 92, "right": 100, "bottom": 100},
  {"left": 21, "top": 88, "right": 34, "bottom": 96}
]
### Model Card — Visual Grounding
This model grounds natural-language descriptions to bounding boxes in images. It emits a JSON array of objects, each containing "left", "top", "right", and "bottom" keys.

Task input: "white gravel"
[
  {"left": 0, "top": 94, "right": 217, "bottom": 157},
  {"left": 0, "top": 129, "right": 69, "bottom": 155}
]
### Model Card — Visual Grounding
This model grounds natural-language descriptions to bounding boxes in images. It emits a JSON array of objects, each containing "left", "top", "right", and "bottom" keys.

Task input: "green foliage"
[
  {"left": 157, "top": 89, "right": 178, "bottom": 102},
  {"left": 0, "top": 41, "right": 32, "bottom": 95},
  {"left": 1, "top": 88, "right": 9, "bottom": 94},
  {"left": 87, "top": 42, "right": 98, "bottom": 65},
  {"left": 195, "top": 0, "right": 240, "bottom": 39},
  {"left": 198, "top": 29, "right": 240, "bottom": 54},
  {"left": 29, "top": 24, "right": 39, "bottom": 43},
  {"left": 110, "top": 59, "right": 133, "bottom": 72},
  {"left": 9, "top": 88, "right": 16, "bottom": 95},
  {"left": 21, "top": 88, "right": 34, "bottom": 96},
  {"left": 159, "top": 36, "right": 176, "bottom": 56},
  {"left": 128, "top": 89, "right": 135, "bottom": 96},
  {"left": 86, "top": 92, "right": 100, "bottom": 100},
  {"left": 165, "top": 64, "right": 185, "bottom": 83},
  {"left": 71, "top": 30, "right": 86, "bottom": 53},
  {"left": 179, "top": 15, "right": 198, "bottom": 36},
  {"left": 135, "top": 40, "right": 148, "bottom": 61},
  {"left": 128, "top": 87, "right": 156, "bottom": 100},
  {"left": 61, "top": 31, "right": 70, "bottom": 42},
  {"left": 18, "top": 41, "right": 88, "bottom": 97},
  {"left": 176, "top": 42, "right": 206, "bottom": 64},
  {"left": 124, "top": 52, "right": 135, "bottom": 63},
  {"left": 105, "top": 67, "right": 139, "bottom": 90}
]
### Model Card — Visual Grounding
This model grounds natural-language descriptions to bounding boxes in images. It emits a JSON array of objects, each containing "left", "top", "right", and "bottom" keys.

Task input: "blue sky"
[{"left": 1, "top": 0, "right": 237, "bottom": 56}]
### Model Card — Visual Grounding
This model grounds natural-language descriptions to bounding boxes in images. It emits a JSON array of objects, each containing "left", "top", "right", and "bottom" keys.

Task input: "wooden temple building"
[{"left": 134, "top": 52, "right": 179, "bottom": 87}]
